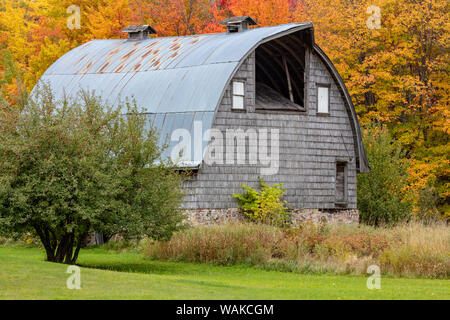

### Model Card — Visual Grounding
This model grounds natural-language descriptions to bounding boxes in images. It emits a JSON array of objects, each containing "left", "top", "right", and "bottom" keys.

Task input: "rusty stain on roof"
[
  {"left": 120, "top": 48, "right": 138, "bottom": 61},
  {"left": 98, "top": 61, "right": 110, "bottom": 73},
  {"left": 79, "top": 61, "right": 93, "bottom": 74},
  {"left": 132, "top": 63, "right": 142, "bottom": 71},
  {"left": 142, "top": 49, "right": 154, "bottom": 59},
  {"left": 115, "top": 61, "right": 127, "bottom": 73},
  {"left": 74, "top": 53, "right": 88, "bottom": 66},
  {"left": 106, "top": 47, "right": 120, "bottom": 58},
  {"left": 34, "top": 22, "right": 370, "bottom": 170}
]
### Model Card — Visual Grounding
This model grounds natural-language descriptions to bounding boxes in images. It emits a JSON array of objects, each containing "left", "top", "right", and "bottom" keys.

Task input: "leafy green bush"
[
  {"left": 415, "top": 183, "right": 441, "bottom": 223},
  {"left": 0, "top": 84, "right": 185, "bottom": 264},
  {"left": 233, "top": 178, "right": 290, "bottom": 227},
  {"left": 358, "top": 125, "right": 412, "bottom": 226}
]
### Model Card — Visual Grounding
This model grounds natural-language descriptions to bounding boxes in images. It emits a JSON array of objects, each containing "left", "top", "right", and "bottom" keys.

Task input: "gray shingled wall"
[{"left": 182, "top": 49, "right": 357, "bottom": 210}]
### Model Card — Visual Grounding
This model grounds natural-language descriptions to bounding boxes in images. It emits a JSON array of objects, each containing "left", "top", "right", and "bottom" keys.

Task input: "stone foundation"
[
  {"left": 290, "top": 209, "right": 359, "bottom": 225},
  {"left": 185, "top": 208, "right": 243, "bottom": 226},
  {"left": 184, "top": 208, "right": 359, "bottom": 226}
]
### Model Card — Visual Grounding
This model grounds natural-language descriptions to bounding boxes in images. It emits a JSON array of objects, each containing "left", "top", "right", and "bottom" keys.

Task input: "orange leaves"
[
  {"left": 84, "top": 0, "right": 137, "bottom": 41},
  {"left": 226, "top": 0, "right": 292, "bottom": 26}
]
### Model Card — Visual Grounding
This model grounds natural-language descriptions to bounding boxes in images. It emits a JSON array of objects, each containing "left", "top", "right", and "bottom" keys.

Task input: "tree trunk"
[
  {"left": 33, "top": 224, "right": 56, "bottom": 261},
  {"left": 33, "top": 223, "right": 90, "bottom": 264}
]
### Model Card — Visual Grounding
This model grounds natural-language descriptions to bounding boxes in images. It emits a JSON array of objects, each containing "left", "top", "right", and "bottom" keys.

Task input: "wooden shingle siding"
[{"left": 182, "top": 50, "right": 357, "bottom": 210}]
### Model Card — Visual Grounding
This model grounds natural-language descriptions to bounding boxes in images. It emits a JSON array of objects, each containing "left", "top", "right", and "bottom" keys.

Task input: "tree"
[
  {"left": 143, "top": 0, "right": 216, "bottom": 36},
  {"left": 357, "top": 125, "right": 412, "bottom": 225},
  {"left": 0, "top": 85, "right": 185, "bottom": 264}
]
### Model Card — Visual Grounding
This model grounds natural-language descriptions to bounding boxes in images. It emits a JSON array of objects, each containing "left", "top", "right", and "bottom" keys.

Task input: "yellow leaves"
[
  {"left": 407, "top": 160, "right": 439, "bottom": 191},
  {"left": 0, "top": 0, "right": 38, "bottom": 67},
  {"left": 406, "top": 146, "right": 450, "bottom": 214},
  {"left": 27, "top": 37, "right": 72, "bottom": 86},
  {"left": 84, "top": 0, "right": 136, "bottom": 41}
]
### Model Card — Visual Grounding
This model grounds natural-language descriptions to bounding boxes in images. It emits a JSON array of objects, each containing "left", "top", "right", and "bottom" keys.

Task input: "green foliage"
[
  {"left": 0, "top": 84, "right": 185, "bottom": 264},
  {"left": 0, "top": 50, "right": 27, "bottom": 107},
  {"left": 357, "top": 125, "right": 413, "bottom": 226},
  {"left": 233, "top": 178, "right": 290, "bottom": 227},
  {"left": 415, "top": 183, "right": 441, "bottom": 224}
]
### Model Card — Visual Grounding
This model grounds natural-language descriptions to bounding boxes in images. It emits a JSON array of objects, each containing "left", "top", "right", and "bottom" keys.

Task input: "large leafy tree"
[{"left": 0, "top": 85, "right": 185, "bottom": 264}]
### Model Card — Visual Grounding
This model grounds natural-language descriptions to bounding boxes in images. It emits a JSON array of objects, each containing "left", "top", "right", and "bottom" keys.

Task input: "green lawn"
[{"left": 0, "top": 246, "right": 448, "bottom": 299}]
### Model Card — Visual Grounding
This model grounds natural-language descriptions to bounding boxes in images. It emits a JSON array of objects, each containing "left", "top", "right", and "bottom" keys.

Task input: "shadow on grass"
[
  {"left": 75, "top": 247, "right": 250, "bottom": 280},
  {"left": 78, "top": 259, "right": 248, "bottom": 290},
  {"left": 76, "top": 249, "right": 230, "bottom": 276},
  {"left": 77, "top": 260, "right": 192, "bottom": 275}
]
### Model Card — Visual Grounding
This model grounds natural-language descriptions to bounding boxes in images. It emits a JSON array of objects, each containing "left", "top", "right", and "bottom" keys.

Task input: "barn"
[{"left": 37, "top": 17, "right": 369, "bottom": 225}]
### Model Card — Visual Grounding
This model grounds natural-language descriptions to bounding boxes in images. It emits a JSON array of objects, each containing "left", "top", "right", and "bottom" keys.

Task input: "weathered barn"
[{"left": 37, "top": 17, "right": 369, "bottom": 224}]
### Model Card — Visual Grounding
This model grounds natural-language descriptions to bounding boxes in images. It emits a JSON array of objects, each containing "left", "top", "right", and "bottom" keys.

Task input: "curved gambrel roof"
[
  {"left": 40, "top": 23, "right": 312, "bottom": 113},
  {"left": 36, "top": 22, "right": 368, "bottom": 172}
]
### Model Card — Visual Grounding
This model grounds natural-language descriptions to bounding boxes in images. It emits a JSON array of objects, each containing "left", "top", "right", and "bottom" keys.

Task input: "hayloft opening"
[{"left": 255, "top": 32, "right": 308, "bottom": 111}]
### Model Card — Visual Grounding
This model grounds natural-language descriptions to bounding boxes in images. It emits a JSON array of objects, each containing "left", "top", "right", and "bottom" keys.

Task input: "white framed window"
[
  {"left": 232, "top": 80, "right": 245, "bottom": 110},
  {"left": 317, "top": 84, "right": 330, "bottom": 114}
]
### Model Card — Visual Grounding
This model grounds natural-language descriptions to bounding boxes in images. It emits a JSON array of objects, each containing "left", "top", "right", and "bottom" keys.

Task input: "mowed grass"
[{"left": 0, "top": 246, "right": 448, "bottom": 300}]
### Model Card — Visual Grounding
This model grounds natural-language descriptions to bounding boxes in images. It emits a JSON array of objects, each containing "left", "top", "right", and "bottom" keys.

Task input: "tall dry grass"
[
  {"left": 146, "top": 223, "right": 282, "bottom": 265},
  {"left": 145, "top": 221, "right": 449, "bottom": 278},
  {"left": 379, "top": 223, "right": 449, "bottom": 278}
]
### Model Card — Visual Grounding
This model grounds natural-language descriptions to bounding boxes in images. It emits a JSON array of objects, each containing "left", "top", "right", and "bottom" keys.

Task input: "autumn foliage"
[{"left": 0, "top": 0, "right": 448, "bottom": 216}]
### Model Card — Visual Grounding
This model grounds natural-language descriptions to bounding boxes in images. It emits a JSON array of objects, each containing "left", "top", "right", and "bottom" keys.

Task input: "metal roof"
[
  {"left": 39, "top": 23, "right": 313, "bottom": 113},
  {"left": 35, "top": 23, "right": 314, "bottom": 167},
  {"left": 145, "top": 111, "right": 214, "bottom": 167},
  {"left": 34, "top": 22, "right": 369, "bottom": 172}
]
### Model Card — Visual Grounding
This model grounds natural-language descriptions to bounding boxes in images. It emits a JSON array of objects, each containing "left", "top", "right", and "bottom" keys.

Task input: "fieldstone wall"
[
  {"left": 290, "top": 209, "right": 359, "bottom": 225},
  {"left": 184, "top": 208, "right": 359, "bottom": 226},
  {"left": 185, "top": 208, "right": 244, "bottom": 226}
]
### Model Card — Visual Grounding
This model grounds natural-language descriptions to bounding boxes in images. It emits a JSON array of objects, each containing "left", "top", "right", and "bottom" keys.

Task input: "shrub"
[
  {"left": 233, "top": 178, "right": 290, "bottom": 227},
  {"left": 0, "top": 85, "right": 185, "bottom": 264},
  {"left": 414, "top": 183, "right": 441, "bottom": 223},
  {"left": 358, "top": 125, "right": 413, "bottom": 226}
]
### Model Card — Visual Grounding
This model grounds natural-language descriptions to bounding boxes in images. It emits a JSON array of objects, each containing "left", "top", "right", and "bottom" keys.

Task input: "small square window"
[
  {"left": 232, "top": 80, "right": 245, "bottom": 110},
  {"left": 317, "top": 85, "right": 330, "bottom": 114}
]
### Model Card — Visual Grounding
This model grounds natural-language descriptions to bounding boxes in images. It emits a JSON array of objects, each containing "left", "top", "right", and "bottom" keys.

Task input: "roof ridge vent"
[
  {"left": 121, "top": 25, "right": 157, "bottom": 40},
  {"left": 220, "top": 16, "right": 257, "bottom": 33}
]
